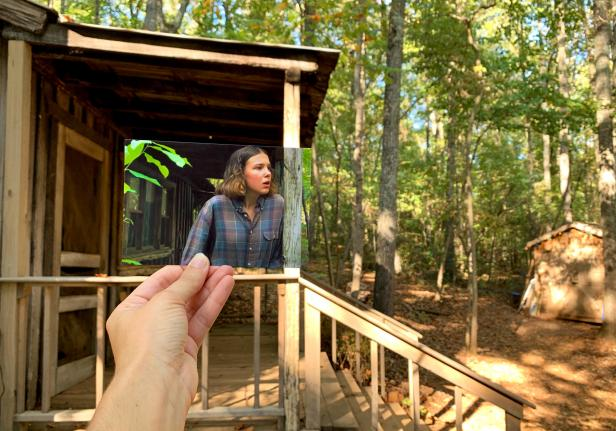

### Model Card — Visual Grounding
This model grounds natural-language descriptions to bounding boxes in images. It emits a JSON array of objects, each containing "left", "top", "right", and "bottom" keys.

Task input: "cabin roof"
[
  {"left": 525, "top": 222, "right": 603, "bottom": 250},
  {"left": 0, "top": 0, "right": 339, "bottom": 147}
]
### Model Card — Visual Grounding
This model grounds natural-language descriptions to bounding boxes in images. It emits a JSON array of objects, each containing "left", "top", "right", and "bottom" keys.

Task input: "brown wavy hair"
[{"left": 216, "top": 146, "right": 278, "bottom": 198}]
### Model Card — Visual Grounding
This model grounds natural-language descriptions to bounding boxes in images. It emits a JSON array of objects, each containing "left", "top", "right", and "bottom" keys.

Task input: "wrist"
[{"left": 89, "top": 360, "right": 189, "bottom": 431}]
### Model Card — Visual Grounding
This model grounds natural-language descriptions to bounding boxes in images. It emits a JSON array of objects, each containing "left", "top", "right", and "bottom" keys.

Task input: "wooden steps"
[{"left": 336, "top": 368, "right": 427, "bottom": 431}]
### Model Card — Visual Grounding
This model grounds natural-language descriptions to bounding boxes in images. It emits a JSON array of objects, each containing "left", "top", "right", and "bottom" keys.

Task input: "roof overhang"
[{"left": 1, "top": 6, "right": 339, "bottom": 147}]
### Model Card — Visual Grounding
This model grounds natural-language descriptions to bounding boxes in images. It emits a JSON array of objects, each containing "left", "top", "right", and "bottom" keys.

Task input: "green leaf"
[
  {"left": 121, "top": 258, "right": 142, "bottom": 266},
  {"left": 150, "top": 146, "right": 192, "bottom": 168},
  {"left": 144, "top": 153, "right": 170, "bottom": 178},
  {"left": 127, "top": 169, "right": 161, "bottom": 187},
  {"left": 124, "top": 140, "right": 145, "bottom": 167},
  {"left": 124, "top": 182, "right": 136, "bottom": 194}
]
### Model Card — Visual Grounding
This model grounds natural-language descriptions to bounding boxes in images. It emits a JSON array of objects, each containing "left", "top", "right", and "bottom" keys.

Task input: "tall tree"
[
  {"left": 374, "top": 0, "right": 405, "bottom": 315},
  {"left": 594, "top": 0, "right": 616, "bottom": 340},
  {"left": 351, "top": 0, "right": 367, "bottom": 293},
  {"left": 556, "top": 0, "right": 573, "bottom": 223}
]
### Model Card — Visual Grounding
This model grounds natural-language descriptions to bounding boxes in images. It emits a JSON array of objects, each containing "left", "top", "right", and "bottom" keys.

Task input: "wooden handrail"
[
  {"left": 0, "top": 273, "right": 296, "bottom": 286},
  {"left": 300, "top": 272, "right": 423, "bottom": 341},
  {"left": 300, "top": 276, "right": 535, "bottom": 430}
]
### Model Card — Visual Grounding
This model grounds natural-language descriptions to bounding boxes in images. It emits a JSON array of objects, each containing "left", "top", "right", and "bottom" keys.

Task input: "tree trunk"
[
  {"left": 594, "top": 0, "right": 616, "bottom": 340},
  {"left": 374, "top": 0, "right": 405, "bottom": 316},
  {"left": 143, "top": 0, "right": 161, "bottom": 31},
  {"left": 436, "top": 120, "right": 457, "bottom": 298},
  {"left": 543, "top": 132, "right": 552, "bottom": 231},
  {"left": 351, "top": 1, "right": 366, "bottom": 293},
  {"left": 312, "top": 143, "right": 335, "bottom": 286},
  {"left": 556, "top": 1, "right": 573, "bottom": 223},
  {"left": 463, "top": 93, "right": 481, "bottom": 355}
]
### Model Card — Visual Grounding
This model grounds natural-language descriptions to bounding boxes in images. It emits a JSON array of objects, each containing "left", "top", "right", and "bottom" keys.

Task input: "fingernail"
[{"left": 189, "top": 253, "right": 209, "bottom": 269}]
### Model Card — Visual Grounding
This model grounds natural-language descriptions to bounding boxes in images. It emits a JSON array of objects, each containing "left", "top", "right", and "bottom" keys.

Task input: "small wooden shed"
[{"left": 522, "top": 222, "right": 605, "bottom": 323}]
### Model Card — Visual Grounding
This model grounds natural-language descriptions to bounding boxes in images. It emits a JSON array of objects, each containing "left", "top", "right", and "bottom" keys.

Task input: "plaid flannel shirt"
[{"left": 181, "top": 194, "right": 284, "bottom": 269}]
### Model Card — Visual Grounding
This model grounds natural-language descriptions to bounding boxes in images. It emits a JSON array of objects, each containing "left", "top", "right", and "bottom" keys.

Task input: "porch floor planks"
[{"left": 51, "top": 323, "right": 280, "bottom": 410}]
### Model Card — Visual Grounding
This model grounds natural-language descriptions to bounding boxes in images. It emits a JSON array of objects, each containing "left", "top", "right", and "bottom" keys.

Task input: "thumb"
[{"left": 166, "top": 253, "right": 210, "bottom": 303}]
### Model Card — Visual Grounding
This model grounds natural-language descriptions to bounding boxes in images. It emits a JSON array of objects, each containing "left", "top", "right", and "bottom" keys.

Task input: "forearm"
[{"left": 88, "top": 365, "right": 189, "bottom": 431}]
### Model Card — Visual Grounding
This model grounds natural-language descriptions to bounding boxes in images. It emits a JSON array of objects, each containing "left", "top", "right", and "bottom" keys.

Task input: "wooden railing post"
[
  {"left": 1, "top": 39, "right": 33, "bottom": 431},
  {"left": 354, "top": 331, "right": 361, "bottom": 382},
  {"left": 379, "top": 344, "right": 385, "bottom": 399},
  {"left": 408, "top": 359, "right": 420, "bottom": 430},
  {"left": 253, "top": 284, "right": 262, "bottom": 408},
  {"left": 331, "top": 319, "right": 337, "bottom": 365},
  {"left": 505, "top": 412, "right": 521, "bottom": 431},
  {"left": 282, "top": 66, "right": 301, "bottom": 431},
  {"left": 201, "top": 331, "right": 209, "bottom": 410},
  {"left": 370, "top": 339, "right": 378, "bottom": 431},
  {"left": 95, "top": 286, "right": 106, "bottom": 406},
  {"left": 455, "top": 386, "right": 463, "bottom": 431},
  {"left": 304, "top": 292, "right": 321, "bottom": 430}
]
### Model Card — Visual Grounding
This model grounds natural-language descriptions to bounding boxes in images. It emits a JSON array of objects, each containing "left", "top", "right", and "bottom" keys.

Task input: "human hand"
[{"left": 105, "top": 254, "right": 234, "bottom": 411}]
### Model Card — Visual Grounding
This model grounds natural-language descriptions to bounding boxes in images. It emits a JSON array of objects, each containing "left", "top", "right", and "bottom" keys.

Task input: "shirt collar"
[{"left": 231, "top": 196, "right": 265, "bottom": 213}]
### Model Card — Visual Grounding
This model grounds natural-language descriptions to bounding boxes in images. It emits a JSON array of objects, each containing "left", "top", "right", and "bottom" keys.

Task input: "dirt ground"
[{"left": 369, "top": 275, "right": 616, "bottom": 431}]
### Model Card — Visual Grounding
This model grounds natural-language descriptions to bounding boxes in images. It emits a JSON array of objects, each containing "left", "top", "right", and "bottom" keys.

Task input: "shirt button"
[{"left": 249, "top": 247, "right": 253, "bottom": 251}]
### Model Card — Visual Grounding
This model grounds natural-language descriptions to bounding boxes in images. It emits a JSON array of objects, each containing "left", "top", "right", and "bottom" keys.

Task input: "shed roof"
[
  {"left": 0, "top": 0, "right": 339, "bottom": 147},
  {"left": 525, "top": 222, "right": 603, "bottom": 250}
]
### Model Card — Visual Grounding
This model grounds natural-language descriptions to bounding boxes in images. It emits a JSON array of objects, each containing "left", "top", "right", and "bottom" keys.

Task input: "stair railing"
[{"left": 300, "top": 273, "right": 535, "bottom": 431}]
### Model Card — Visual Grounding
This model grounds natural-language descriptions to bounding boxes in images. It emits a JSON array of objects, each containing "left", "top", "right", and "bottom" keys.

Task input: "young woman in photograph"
[{"left": 181, "top": 145, "right": 284, "bottom": 269}]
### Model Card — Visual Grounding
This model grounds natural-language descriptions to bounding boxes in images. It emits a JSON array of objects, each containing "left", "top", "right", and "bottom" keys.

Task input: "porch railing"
[
  {"left": 0, "top": 272, "right": 298, "bottom": 429},
  {"left": 1, "top": 271, "right": 534, "bottom": 431},
  {"left": 299, "top": 273, "right": 535, "bottom": 431}
]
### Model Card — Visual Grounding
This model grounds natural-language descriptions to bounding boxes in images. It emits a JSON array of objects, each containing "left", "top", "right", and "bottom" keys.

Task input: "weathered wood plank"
[
  {"left": 95, "top": 287, "right": 106, "bottom": 405},
  {"left": 409, "top": 360, "right": 420, "bottom": 430},
  {"left": 370, "top": 340, "right": 378, "bottom": 431},
  {"left": 505, "top": 412, "right": 521, "bottom": 431},
  {"left": 304, "top": 304, "right": 320, "bottom": 429},
  {"left": 0, "top": 39, "right": 33, "bottom": 431},
  {"left": 58, "top": 294, "right": 97, "bottom": 313},
  {"left": 3, "top": 24, "right": 319, "bottom": 72},
  {"left": 0, "top": 0, "right": 57, "bottom": 34},
  {"left": 331, "top": 319, "right": 337, "bottom": 365},
  {"left": 60, "top": 252, "right": 101, "bottom": 268},
  {"left": 455, "top": 386, "right": 462, "bottom": 431},
  {"left": 14, "top": 406, "right": 284, "bottom": 423},
  {"left": 201, "top": 330, "right": 210, "bottom": 410},
  {"left": 254, "top": 284, "right": 262, "bottom": 409},
  {"left": 55, "top": 355, "right": 96, "bottom": 395},
  {"left": 283, "top": 273, "right": 300, "bottom": 431},
  {"left": 27, "top": 70, "right": 50, "bottom": 410}
]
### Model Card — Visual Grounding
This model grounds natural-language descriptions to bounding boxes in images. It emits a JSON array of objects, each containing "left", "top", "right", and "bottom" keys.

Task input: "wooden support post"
[
  {"left": 253, "top": 284, "right": 261, "bottom": 408},
  {"left": 304, "top": 300, "right": 321, "bottom": 430},
  {"left": 277, "top": 283, "right": 286, "bottom": 431},
  {"left": 27, "top": 75, "right": 50, "bottom": 410},
  {"left": 1, "top": 40, "right": 33, "bottom": 431},
  {"left": 201, "top": 331, "right": 209, "bottom": 410},
  {"left": 354, "top": 331, "right": 361, "bottom": 382},
  {"left": 455, "top": 386, "right": 462, "bottom": 431},
  {"left": 379, "top": 344, "right": 385, "bottom": 399},
  {"left": 331, "top": 319, "right": 337, "bottom": 365},
  {"left": 505, "top": 412, "right": 521, "bottom": 431},
  {"left": 95, "top": 286, "right": 106, "bottom": 406},
  {"left": 282, "top": 67, "right": 301, "bottom": 431},
  {"left": 41, "top": 122, "right": 65, "bottom": 412},
  {"left": 370, "top": 339, "right": 378, "bottom": 431},
  {"left": 16, "top": 294, "right": 29, "bottom": 412},
  {"left": 408, "top": 359, "right": 420, "bottom": 430}
]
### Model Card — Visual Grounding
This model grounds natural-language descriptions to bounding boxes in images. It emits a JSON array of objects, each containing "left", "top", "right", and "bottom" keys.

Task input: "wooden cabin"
[
  {"left": 522, "top": 222, "right": 605, "bottom": 323},
  {"left": 0, "top": 1, "right": 534, "bottom": 430}
]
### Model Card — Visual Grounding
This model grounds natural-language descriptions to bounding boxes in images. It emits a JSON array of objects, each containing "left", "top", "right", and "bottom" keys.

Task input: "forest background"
[{"left": 40, "top": 0, "right": 616, "bottom": 347}]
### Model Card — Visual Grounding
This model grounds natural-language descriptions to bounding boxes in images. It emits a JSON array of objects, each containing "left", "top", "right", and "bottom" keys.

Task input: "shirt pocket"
[{"left": 262, "top": 230, "right": 279, "bottom": 264}]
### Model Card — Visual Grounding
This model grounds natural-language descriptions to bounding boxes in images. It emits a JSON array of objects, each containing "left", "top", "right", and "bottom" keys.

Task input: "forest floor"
[{"left": 328, "top": 269, "right": 616, "bottom": 431}]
